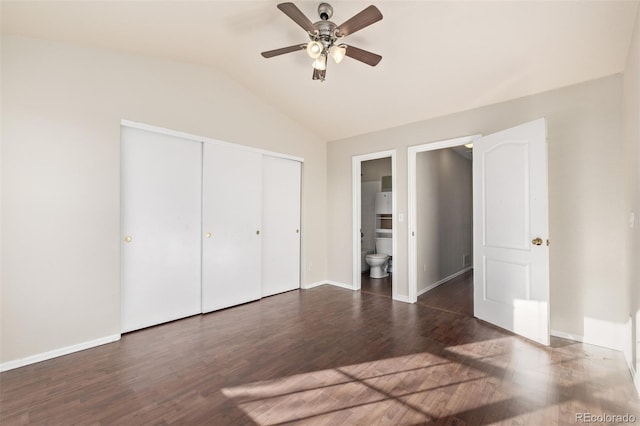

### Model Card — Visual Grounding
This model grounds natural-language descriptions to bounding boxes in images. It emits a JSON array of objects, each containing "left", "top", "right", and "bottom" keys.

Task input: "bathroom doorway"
[{"left": 352, "top": 150, "right": 397, "bottom": 299}]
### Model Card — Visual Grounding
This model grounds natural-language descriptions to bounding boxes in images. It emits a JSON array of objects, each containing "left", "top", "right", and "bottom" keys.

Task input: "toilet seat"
[{"left": 366, "top": 253, "right": 387, "bottom": 260}]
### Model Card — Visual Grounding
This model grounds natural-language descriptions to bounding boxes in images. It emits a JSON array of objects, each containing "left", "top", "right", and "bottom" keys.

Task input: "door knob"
[
  {"left": 256, "top": 230, "right": 260, "bottom": 235},
  {"left": 531, "top": 237, "right": 543, "bottom": 246},
  {"left": 296, "top": 229, "right": 299, "bottom": 234},
  {"left": 124, "top": 236, "right": 132, "bottom": 243},
  {"left": 205, "top": 232, "right": 212, "bottom": 238}
]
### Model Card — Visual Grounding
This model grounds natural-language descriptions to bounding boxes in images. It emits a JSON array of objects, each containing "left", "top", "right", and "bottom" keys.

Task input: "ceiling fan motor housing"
[
  {"left": 318, "top": 3, "right": 333, "bottom": 20},
  {"left": 313, "top": 20, "right": 337, "bottom": 49}
]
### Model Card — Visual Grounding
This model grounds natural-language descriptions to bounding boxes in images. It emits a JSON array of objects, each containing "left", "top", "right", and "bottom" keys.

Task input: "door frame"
[
  {"left": 352, "top": 150, "right": 397, "bottom": 299},
  {"left": 407, "top": 135, "right": 481, "bottom": 303}
]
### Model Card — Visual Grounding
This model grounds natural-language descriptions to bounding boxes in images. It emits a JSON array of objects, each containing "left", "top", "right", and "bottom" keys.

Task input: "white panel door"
[
  {"left": 121, "top": 127, "right": 202, "bottom": 333},
  {"left": 473, "top": 118, "right": 550, "bottom": 345},
  {"left": 202, "top": 143, "right": 262, "bottom": 312},
  {"left": 262, "top": 156, "right": 301, "bottom": 297}
]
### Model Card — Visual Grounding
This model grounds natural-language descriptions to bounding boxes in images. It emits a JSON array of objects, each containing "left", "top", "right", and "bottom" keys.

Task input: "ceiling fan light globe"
[
  {"left": 306, "top": 41, "right": 323, "bottom": 59},
  {"left": 312, "top": 55, "right": 327, "bottom": 71},
  {"left": 329, "top": 45, "right": 347, "bottom": 64}
]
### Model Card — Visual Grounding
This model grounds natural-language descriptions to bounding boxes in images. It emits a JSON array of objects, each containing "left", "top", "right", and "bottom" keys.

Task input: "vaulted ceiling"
[{"left": 3, "top": 0, "right": 638, "bottom": 140}]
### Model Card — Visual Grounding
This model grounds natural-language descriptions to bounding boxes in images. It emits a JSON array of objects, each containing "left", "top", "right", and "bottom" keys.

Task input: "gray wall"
[{"left": 327, "top": 74, "right": 628, "bottom": 351}]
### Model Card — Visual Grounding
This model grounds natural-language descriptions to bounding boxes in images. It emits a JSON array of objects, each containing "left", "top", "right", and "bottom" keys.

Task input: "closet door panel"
[
  {"left": 202, "top": 144, "right": 262, "bottom": 312},
  {"left": 121, "top": 127, "right": 202, "bottom": 333},
  {"left": 262, "top": 156, "right": 301, "bottom": 297}
]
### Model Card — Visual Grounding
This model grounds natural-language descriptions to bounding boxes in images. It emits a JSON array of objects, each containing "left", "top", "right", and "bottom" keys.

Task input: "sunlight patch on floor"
[{"left": 222, "top": 351, "right": 500, "bottom": 425}]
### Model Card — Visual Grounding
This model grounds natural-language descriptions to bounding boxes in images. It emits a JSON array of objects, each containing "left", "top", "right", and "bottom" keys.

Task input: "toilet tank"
[{"left": 375, "top": 237, "right": 392, "bottom": 256}]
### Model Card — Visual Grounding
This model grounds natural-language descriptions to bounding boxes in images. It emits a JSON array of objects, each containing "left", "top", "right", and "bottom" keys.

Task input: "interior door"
[
  {"left": 202, "top": 143, "right": 262, "bottom": 312},
  {"left": 262, "top": 156, "right": 301, "bottom": 297},
  {"left": 121, "top": 126, "right": 202, "bottom": 333},
  {"left": 473, "top": 118, "right": 550, "bottom": 345}
]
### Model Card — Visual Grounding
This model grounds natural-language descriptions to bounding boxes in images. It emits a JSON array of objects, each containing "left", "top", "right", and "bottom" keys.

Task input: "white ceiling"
[{"left": 2, "top": 0, "right": 638, "bottom": 141}]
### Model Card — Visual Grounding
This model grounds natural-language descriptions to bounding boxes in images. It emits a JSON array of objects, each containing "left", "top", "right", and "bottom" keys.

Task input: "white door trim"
[
  {"left": 352, "top": 150, "right": 397, "bottom": 299},
  {"left": 407, "top": 135, "right": 481, "bottom": 303}
]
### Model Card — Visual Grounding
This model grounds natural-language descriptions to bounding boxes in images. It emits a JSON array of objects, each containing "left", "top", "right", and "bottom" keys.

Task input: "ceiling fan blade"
[
  {"left": 336, "top": 5, "right": 383, "bottom": 36},
  {"left": 261, "top": 44, "right": 306, "bottom": 58},
  {"left": 277, "top": 2, "right": 316, "bottom": 33},
  {"left": 344, "top": 45, "right": 382, "bottom": 66}
]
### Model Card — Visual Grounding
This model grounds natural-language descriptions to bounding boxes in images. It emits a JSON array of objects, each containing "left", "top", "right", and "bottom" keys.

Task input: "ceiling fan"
[{"left": 261, "top": 2, "right": 383, "bottom": 82}]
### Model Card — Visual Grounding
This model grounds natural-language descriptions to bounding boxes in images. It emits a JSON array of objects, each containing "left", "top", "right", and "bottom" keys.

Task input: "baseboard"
[
  {"left": 325, "top": 280, "right": 356, "bottom": 290},
  {"left": 626, "top": 358, "right": 640, "bottom": 398},
  {"left": 417, "top": 267, "right": 473, "bottom": 297},
  {"left": 393, "top": 294, "right": 412, "bottom": 303},
  {"left": 302, "top": 281, "right": 328, "bottom": 290},
  {"left": 550, "top": 329, "right": 584, "bottom": 343},
  {"left": 0, "top": 334, "right": 121, "bottom": 372},
  {"left": 302, "top": 281, "right": 355, "bottom": 291}
]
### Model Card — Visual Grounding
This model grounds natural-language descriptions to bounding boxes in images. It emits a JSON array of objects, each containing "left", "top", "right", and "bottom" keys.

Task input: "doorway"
[
  {"left": 352, "top": 150, "right": 397, "bottom": 299},
  {"left": 408, "top": 119, "right": 550, "bottom": 345},
  {"left": 408, "top": 136, "right": 479, "bottom": 303}
]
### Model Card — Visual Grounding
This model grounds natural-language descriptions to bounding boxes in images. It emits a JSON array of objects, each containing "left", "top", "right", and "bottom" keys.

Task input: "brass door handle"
[
  {"left": 205, "top": 232, "right": 212, "bottom": 238},
  {"left": 124, "top": 236, "right": 132, "bottom": 243},
  {"left": 531, "top": 237, "right": 543, "bottom": 246}
]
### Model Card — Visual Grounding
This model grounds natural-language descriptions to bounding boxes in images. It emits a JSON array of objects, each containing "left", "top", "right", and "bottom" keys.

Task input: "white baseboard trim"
[
  {"left": 325, "top": 280, "right": 356, "bottom": 290},
  {"left": 302, "top": 281, "right": 328, "bottom": 290},
  {"left": 393, "top": 294, "right": 412, "bottom": 303},
  {"left": 417, "top": 267, "right": 473, "bottom": 297},
  {"left": 302, "top": 281, "right": 355, "bottom": 291},
  {"left": 0, "top": 334, "right": 121, "bottom": 372},
  {"left": 627, "top": 360, "right": 640, "bottom": 398},
  {"left": 550, "top": 329, "right": 584, "bottom": 343}
]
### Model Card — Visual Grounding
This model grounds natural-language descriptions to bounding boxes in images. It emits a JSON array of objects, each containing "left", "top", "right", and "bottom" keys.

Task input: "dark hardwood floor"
[
  {"left": 361, "top": 271, "right": 392, "bottom": 298},
  {"left": 418, "top": 269, "right": 474, "bottom": 317},
  {"left": 1, "top": 283, "right": 639, "bottom": 425}
]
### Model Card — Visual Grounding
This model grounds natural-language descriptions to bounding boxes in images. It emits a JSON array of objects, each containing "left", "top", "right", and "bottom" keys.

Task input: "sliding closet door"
[
  {"left": 202, "top": 144, "right": 262, "bottom": 312},
  {"left": 262, "top": 156, "right": 301, "bottom": 297},
  {"left": 121, "top": 127, "right": 202, "bottom": 333}
]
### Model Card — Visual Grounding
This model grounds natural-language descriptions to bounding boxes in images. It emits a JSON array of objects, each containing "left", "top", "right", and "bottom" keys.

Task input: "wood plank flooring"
[
  {"left": 418, "top": 270, "right": 474, "bottom": 317},
  {"left": 1, "top": 282, "right": 639, "bottom": 425}
]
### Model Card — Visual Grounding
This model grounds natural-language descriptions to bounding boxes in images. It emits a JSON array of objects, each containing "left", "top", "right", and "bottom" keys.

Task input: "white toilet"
[{"left": 365, "top": 237, "right": 392, "bottom": 278}]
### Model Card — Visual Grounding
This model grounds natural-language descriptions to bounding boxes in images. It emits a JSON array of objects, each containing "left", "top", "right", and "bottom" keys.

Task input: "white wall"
[
  {"left": 327, "top": 75, "right": 628, "bottom": 351},
  {"left": 416, "top": 148, "right": 472, "bottom": 293},
  {"left": 1, "top": 36, "right": 327, "bottom": 365},
  {"left": 623, "top": 7, "right": 640, "bottom": 387}
]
